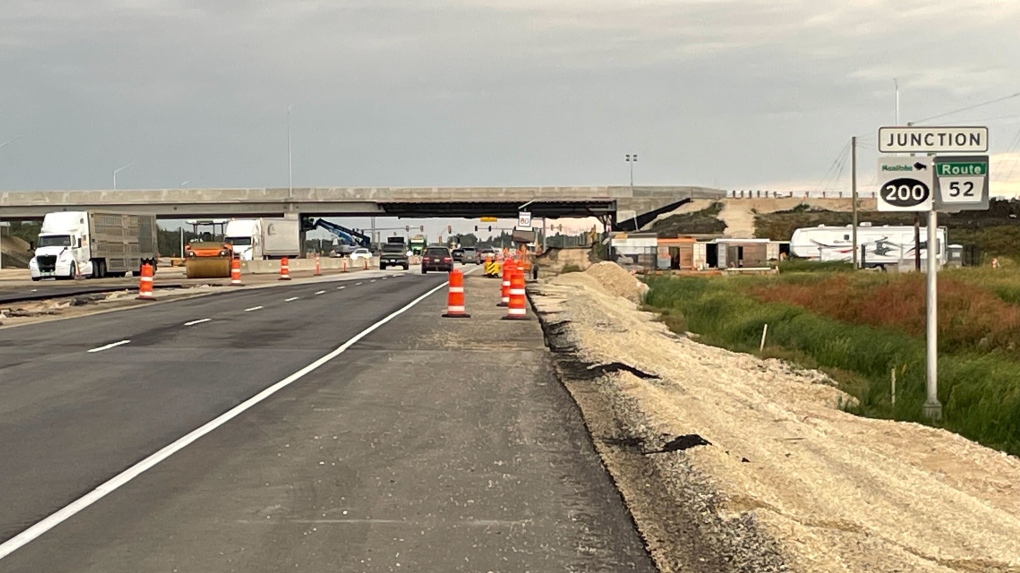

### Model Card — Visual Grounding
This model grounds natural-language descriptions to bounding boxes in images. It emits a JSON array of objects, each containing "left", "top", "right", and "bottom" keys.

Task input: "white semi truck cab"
[
  {"left": 30, "top": 211, "right": 159, "bottom": 280},
  {"left": 224, "top": 219, "right": 263, "bottom": 261}
]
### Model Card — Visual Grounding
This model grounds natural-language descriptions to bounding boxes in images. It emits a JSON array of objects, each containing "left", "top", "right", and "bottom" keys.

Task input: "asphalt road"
[{"left": 0, "top": 268, "right": 654, "bottom": 572}]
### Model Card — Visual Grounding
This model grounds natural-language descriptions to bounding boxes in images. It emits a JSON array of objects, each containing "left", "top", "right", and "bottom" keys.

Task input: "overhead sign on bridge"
[{"left": 878, "top": 126, "right": 988, "bottom": 153}]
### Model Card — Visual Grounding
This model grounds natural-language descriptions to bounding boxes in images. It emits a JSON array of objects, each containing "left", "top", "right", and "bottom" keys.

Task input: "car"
[
  {"left": 379, "top": 244, "right": 410, "bottom": 270},
  {"left": 350, "top": 248, "right": 373, "bottom": 262},
  {"left": 452, "top": 248, "right": 465, "bottom": 262},
  {"left": 421, "top": 245, "right": 454, "bottom": 274},
  {"left": 460, "top": 246, "right": 481, "bottom": 264},
  {"left": 479, "top": 247, "right": 498, "bottom": 260}
]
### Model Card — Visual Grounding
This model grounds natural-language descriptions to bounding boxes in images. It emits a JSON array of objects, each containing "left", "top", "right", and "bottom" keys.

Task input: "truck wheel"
[
  {"left": 421, "top": 268, "right": 427, "bottom": 275},
  {"left": 380, "top": 264, "right": 386, "bottom": 270},
  {"left": 403, "top": 264, "right": 409, "bottom": 270},
  {"left": 68, "top": 263, "right": 77, "bottom": 280}
]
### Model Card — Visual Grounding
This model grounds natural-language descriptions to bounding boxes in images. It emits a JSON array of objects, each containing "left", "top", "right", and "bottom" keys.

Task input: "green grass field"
[{"left": 643, "top": 267, "right": 1020, "bottom": 456}]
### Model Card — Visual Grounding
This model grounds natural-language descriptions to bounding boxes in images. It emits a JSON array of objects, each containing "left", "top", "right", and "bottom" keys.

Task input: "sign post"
[{"left": 876, "top": 126, "right": 990, "bottom": 421}]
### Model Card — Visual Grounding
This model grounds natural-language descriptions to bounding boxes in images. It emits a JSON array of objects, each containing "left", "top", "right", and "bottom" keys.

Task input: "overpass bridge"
[{"left": 0, "top": 185, "right": 726, "bottom": 222}]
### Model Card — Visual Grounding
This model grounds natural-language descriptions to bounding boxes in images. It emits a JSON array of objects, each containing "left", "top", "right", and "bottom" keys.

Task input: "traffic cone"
[
  {"left": 230, "top": 258, "right": 243, "bottom": 286},
  {"left": 442, "top": 269, "right": 470, "bottom": 318},
  {"left": 497, "top": 260, "right": 515, "bottom": 307},
  {"left": 342, "top": 258, "right": 348, "bottom": 272},
  {"left": 502, "top": 269, "right": 527, "bottom": 320},
  {"left": 363, "top": 258, "right": 369, "bottom": 270},
  {"left": 279, "top": 257, "right": 291, "bottom": 280},
  {"left": 136, "top": 263, "right": 156, "bottom": 301},
  {"left": 314, "top": 253, "right": 321, "bottom": 276}
]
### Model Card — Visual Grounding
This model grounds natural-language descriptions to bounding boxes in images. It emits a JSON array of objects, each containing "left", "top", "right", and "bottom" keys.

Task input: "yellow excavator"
[{"left": 184, "top": 220, "right": 234, "bottom": 279}]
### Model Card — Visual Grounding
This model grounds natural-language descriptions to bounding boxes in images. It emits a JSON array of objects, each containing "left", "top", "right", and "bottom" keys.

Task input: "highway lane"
[
  {"left": 0, "top": 267, "right": 445, "bottom": 548},
  {"left": 0, "top": 272, "right": 655, "bottom": 572}
]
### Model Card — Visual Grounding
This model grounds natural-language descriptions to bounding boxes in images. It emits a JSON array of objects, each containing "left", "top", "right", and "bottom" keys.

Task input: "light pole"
[
  {"left": 113, "top": 163, "right": 135, "bottom": 190},
  {"left": 287, "top": 105, "right": 293, "bottom": 198},
  {"left": 625, "top": 154, "right": 637, "bottom": 186}
]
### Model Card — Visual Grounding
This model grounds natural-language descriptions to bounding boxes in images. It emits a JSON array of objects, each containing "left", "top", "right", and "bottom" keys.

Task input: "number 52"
[{"left": 949, "top": 181, "right": 974, "bottom": 197}]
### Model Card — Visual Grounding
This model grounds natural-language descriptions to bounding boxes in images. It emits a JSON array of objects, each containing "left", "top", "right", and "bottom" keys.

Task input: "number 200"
[{"left": 883, "top": 184, "right": 927, "bottom": 202}]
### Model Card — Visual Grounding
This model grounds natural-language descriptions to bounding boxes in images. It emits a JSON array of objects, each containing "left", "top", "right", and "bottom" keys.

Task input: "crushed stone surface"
[{"left": 532, "top": 266, "right": 1020, "bottom": 573}]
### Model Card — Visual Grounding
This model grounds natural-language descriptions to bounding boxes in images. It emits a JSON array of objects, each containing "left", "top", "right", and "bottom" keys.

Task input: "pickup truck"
[{"left": 379, "top": 244, "right": 409, "bottom": 270}]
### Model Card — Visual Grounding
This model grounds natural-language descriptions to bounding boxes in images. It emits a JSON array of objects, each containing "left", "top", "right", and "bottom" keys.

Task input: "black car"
[
  {"left": 421, "top": 245, "right": 454, "bottom": 274},
  {"left": 379, "top": 244, "right": 409, "bottom": 270},
  {"left": 452, "top": 248, "right": 465, "bottom": 262}
]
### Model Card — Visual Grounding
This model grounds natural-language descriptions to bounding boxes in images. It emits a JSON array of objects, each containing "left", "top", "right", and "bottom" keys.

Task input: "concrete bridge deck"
[{"left": 0, "top": 185, "right": 726, "bottom": 219}]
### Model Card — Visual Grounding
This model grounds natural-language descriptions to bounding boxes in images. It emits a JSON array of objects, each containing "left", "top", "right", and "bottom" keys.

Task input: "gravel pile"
[
  {"left": 530, "top": 279, "right": 1020, "bottom": 573},
  {"left": 550, "top": 261, "right": 649, "bottom": 304}
]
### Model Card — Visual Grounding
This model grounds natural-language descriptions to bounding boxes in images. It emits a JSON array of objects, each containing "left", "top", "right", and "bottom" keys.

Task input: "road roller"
[{"left": 184, "top": 241, "right": 234, "bottom": 279}]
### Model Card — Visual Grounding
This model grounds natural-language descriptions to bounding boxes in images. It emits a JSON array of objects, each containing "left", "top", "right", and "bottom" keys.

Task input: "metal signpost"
[{"left": 876, "top": 126, "right": 990, "bottom": 421}]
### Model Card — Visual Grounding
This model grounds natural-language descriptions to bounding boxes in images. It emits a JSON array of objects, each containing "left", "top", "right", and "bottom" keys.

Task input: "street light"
[
  {"left": 287, "top": 104, "right": 293, "bottom": 197},
  {"left": 113, "top": 163, "right": 135, "bottom": 190},
  {"left": 625, "top": 154, "right": 637, "bottom": 186}
]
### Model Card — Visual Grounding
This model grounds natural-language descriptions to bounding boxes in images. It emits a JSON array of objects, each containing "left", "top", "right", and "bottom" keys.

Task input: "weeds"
[{"left": 643, "top": 273, "right": 1020, "bottom": 456}]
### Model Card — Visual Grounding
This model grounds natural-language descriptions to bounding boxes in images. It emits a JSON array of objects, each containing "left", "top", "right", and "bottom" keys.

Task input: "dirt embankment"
[
  {"left": 530, "top": 263, "right": 1020, "bottom": 573},
  {"left": 1, "top": 235, "right": 33, "bottom": 268}
]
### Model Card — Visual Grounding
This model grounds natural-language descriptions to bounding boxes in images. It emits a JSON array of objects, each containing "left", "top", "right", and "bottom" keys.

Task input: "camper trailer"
[{"left": 790, "top": 224, "right": 948, "bottom": 267}]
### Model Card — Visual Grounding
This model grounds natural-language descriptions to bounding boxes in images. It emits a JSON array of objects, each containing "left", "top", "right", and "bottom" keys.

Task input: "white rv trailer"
[{"left": 789, "top": 224, "right": 948, "bottom": 267}]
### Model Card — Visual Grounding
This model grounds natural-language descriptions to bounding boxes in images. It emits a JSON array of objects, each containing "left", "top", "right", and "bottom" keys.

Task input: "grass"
[
  {"left": 777, "top": 259, "right": 854, "bottom": 273},
  {"left": 643, "top": 272, "right": 1020, "bottom": 456}
]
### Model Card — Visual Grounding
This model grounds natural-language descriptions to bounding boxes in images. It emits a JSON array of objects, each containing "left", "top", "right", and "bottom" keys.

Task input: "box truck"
[
  {"left": 224, "top": 218, "right": 301, "bottom": 260},
  {"left": 29, "top": 211, "right": 159, "bottom": 280}
]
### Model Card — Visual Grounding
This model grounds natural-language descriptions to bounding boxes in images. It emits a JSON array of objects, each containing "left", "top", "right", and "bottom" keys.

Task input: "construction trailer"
[{"left": 693, "top": 238, "right": 790, "bottom": 270}]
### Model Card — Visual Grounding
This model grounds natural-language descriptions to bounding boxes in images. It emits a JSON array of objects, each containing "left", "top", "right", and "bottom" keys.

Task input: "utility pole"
[{"left": 851, "top": 136, "right": 859, "bottom": 269}]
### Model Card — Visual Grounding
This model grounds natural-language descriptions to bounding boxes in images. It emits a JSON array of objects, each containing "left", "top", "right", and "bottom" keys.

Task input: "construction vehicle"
[
  {"left": 29, "top": 211, "right": 158, "bottom": 280},
  {"left": 184, "top": 220, "right": 234, "bottom": 278},
  {"left": 305, "top": 218, "right": 371, "bottom": 254}
]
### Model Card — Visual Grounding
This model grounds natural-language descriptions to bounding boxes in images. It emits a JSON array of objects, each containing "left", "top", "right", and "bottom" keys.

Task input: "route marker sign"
[
  {"left": 876, "top": 156, "right": 934, "bottom": 212},
  {"left": 933, "top": 155, "right": 990, "bottom": 212},
  {"left": 878, "top": 126, "right": 988, "bottom": 153}
]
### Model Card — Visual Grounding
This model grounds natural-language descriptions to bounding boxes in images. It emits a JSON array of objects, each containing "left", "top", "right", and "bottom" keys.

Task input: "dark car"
[
  {"left": 460, "top": 246, "right": 481, "bottom": 264},
  {"left": 452, "top": 248, "right": 465, "bottom": 262},
  {"left": 379, "top": 244, "right": 409, "bottom": 270},
  {"left": 421, "top": 245, "right": 454, "bottom": 274}
]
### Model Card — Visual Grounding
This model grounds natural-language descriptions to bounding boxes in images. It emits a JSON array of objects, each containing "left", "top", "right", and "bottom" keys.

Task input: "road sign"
[
  {"left": 480, "top": 217, "right": 498, "bottom": 222},
  {"left": 517, "top": 211, "right": 532, "bottom": 229},
  {"left": 876, "top": 156, "right": 934, "bottom": 212},
  {"left": 933, "top": 155, "right": 990, "bottom": 212},
  {"left": 878, "top": 126, "right": 988, "bottom": 153}
]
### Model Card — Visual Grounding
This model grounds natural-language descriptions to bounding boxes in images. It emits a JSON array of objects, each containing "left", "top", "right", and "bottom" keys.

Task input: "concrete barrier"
[{"left": 241, "top": 257, "right": 379, "bottom": 275}]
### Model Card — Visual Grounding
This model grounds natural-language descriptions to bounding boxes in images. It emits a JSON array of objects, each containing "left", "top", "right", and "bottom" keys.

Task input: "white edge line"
[
  {"left": 243, "top": 306, "right": 263, "bottom": 312},
  {"left": 86, "top": 340, "right": 131, "bottom": 353},
  {"left": 284, "top": 296, "right": 300, "bottom": 302},
  {"left": 183, "top": 318, "right": 211, "bottom": 326},
  {"left": 0, "top": 278, "right": 451, "bottom": 562}
]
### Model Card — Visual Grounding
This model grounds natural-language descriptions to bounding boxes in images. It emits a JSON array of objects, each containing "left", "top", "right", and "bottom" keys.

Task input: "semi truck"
[
  {"left": 223, "top": 218, "right": 301, "bottom": 260},
  {"left": 29, "top": 211, "right": 159, "bottom": 280}
]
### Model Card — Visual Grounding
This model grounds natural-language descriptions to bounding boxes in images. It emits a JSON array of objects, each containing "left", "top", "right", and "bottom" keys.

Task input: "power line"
[
  {"left": 911, "top": 90, "right": 1020, "bottom": 125},
  {"left": 814, "top": 141, "right": 850, "bottom": 194}
]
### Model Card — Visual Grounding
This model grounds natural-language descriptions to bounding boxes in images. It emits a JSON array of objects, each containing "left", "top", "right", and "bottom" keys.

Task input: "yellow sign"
[{"left": 480, "top": 217, "right": 498, "bottom": 222}]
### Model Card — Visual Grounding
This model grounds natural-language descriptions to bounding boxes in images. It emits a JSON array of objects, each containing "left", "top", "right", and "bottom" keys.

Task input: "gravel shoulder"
[{"left": 530, "top": 264, "right": 1020, "bottom": 573}]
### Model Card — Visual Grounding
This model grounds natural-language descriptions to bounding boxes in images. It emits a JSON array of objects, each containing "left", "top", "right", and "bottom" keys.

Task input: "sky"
[{"left": 2, "top": 0, "right": 1020, "bottom": 238}]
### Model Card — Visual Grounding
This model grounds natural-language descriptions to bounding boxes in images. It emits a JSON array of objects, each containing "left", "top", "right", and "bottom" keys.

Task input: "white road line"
[
  {"left": 183, "top": 318, "right": 211, "bottom": 326},
  {"left": 355, "top": 282, "right": 363, "bottom": 286},
  {"left": 337, "top": 286, "right": 346, "bottom": 290},
  {"left": 285, "top": 296, "right": 300, "bottom": 302},
  {"left": 0, "top": 278, "right": 451, "bottom": 562},
  {"left": 370, "top": 279, "right": 377, "bottom": 283},
  {"left": 244, "top": 306, "right": 263, "bottom": 312},
  {"left": 314, "top": 290, "right": 326, "bottom": 295},
  {"left": 86, "top": 340, "right": 131, "bottom": 353}
]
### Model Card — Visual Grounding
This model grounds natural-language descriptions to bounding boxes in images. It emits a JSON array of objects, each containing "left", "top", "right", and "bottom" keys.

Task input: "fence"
[{"left": 728, "top": 190, "right": 878, "bottom": 199}]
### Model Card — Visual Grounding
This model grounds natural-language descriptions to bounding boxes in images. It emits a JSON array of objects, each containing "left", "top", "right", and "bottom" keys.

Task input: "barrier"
[
  {"left": 279, "top": 257, "right": 291, "bottom": 280},
  {"left": 136, "top": 263, "right": 156, "bottom": 301},
  {"left": 497, "top": 260, "right": 515, "bottom": 307},
  {"left": 501, "top": 269, "right": 527, "bottom": 320},
  {"left": 442, "top": 269, "right": 470, "bottom": 318},
  {"left": 230, "top": 258, "right": 243, "bottom": 286}
]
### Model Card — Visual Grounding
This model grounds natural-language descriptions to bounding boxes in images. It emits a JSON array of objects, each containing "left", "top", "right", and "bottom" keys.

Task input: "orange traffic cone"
[
  {"left": 497, "top": 260, "right": 516, "bottom": 307},
  {"left": 502, "top": 269, "right": 527, "bottom": 320},
  {"left": 442, "top": 269, "right": 470, "bottom": 318},
  {"left": 314, "top": 253, "right": 321, "bottom": 276},
  {"left": 363, "top": 258, "right": 368, "bottom": 270},
  {"left": 279, "top": 257, "right": 291, "bottom": 280},
  {"left": 136, "top": 263, "right": 156, "bottom": 301},
  {"left": 230, "top": 258, "right": 243, "bottom": 286}
]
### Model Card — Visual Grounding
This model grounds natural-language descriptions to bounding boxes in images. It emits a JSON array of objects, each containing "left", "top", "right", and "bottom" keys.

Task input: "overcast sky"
[{"left": 2, "top": 0, "right": 1020, "bottom": 236}]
